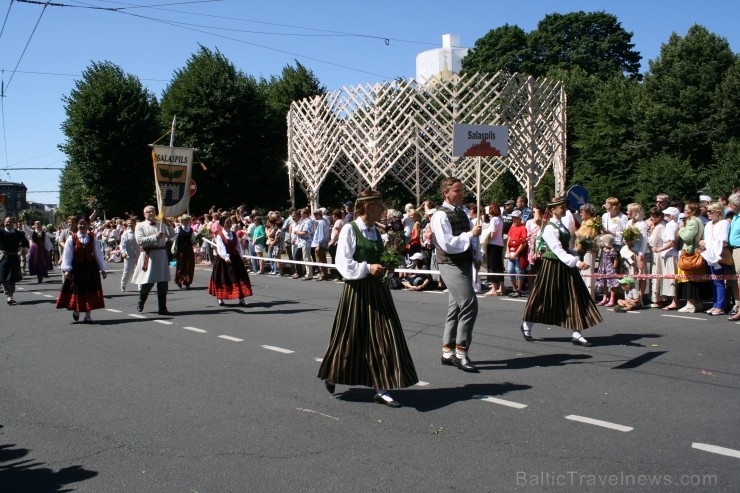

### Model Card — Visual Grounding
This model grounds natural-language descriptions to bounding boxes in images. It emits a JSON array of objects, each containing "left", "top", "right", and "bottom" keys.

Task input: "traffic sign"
[
  {"left": 567, "top": 185, "right": 589, "bottom": 210},
  {"left": 189, "top": 179, "right": 197, "bottom": 197}
]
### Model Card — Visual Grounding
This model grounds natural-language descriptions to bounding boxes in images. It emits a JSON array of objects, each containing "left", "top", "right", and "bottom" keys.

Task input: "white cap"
[
  {"left": 409, "top": 252, "right": 424, "bottom": 261},
  {"left": 699, "top": 195, "right": 711, "bottom": 203},
  {"left": 662, "top": 207, "right": 679, "bottom": 217},
  {"left": 510, "top": 209, "right": 522, "bottom": 218}
]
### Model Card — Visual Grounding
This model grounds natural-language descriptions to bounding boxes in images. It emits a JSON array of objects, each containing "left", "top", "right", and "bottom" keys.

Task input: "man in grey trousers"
[{"left": 431, "top": 177, "right": 482, "bottom": 372}]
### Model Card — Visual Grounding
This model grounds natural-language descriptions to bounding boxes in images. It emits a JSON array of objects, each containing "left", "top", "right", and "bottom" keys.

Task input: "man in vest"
[{"left": 431, "top": 177, "right": 483, "bottom": 372}]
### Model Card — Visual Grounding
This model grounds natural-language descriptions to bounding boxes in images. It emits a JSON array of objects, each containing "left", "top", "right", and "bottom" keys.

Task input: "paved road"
[{"left": 1, "top": 263, "right": 738, "bottom": 491}]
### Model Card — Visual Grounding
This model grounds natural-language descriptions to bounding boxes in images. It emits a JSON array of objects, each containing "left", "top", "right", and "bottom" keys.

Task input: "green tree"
[
  {"left": 638, "top": 25, "right": 736, "bottom": 173},
  {"left": 160, "top": 46, "right": 265, "bottom": 211},
  {"left": 461, "top": 24, "right": 530, "bottom": 75},
  {"left": 529, "top": 11, "right": 641, "bottom": 80},
  {"left": 59, "top": 61, "right": 161, "bottom": 217},
  {"left": 634, "top": 154, "right": 699, "bottom": 205},
  {"left": 571, "top": 75, "right": 641, "bottom": 204}
]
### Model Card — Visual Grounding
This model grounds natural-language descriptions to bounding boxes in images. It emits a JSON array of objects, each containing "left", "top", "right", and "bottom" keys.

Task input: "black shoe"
[
  {"left": 441, "top": 355, "right": 457, "bottom": 366},
  {"left": 158, "top": 309, "right": 172, "bottom": 316},
  {"left": 72, "top": 311, "right": 79, "bottom": 321},
  {"left": 572, "top": 338, "right": 593, "bottom": 347},
  {"left": 217, "top": 299, "right": 225, "bottom": 307},
  {"left": 373, "top": 393, "right": 401, "bottom": 408},
  {"left": 520, "top": 324, "right": 534, "bottom": 341},
  {"left": 238, "top": 300, "right": 249, "bottom": 307},
  {"left": 136, "top": 301, "right": 144, "bottom": 313},
  {"left": 7, "top": 297, "right": 17, "bottom": 306},
  {"left": 455, "top": 356, "right": 478, "bottom": 373},
  {"left": 324, "top": 380, "right": 335, "bottom": 394}
]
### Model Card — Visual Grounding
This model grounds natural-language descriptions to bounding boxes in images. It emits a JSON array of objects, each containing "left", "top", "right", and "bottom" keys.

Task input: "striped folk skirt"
[
  {"left": 56, "top": 262, "right": 105, "bottom": 312},
  {"left": 522, "top": 257, "right": 602, "bottom": 331},
  {"left": 208, "top": 255, "right": 252, "bottom": 300},
  {"left": 317, "top": 279, "right": 418, "bottom": 390}
]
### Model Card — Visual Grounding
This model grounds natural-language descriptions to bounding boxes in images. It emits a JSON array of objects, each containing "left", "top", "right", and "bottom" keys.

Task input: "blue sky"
[{"left": 1, "top": 0, "right": 739, "bottom": 206}]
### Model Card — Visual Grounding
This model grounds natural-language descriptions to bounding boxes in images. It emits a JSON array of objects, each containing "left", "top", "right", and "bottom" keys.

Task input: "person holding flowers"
[
  {"left": 318, "top": 190, "right": 418, "bottom": 408},
  {"left": 520, "top": 196, "right": 602, "bottom": 346}
]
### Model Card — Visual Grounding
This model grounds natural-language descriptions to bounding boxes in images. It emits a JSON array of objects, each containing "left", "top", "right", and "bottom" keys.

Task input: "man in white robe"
[{"left": 131, "top": 205, "right": 174, "bottom": 315}]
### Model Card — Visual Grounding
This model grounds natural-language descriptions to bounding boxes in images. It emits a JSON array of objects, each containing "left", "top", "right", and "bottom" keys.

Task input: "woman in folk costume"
[
  {"left": 173, "top": 214, "right": 197, "bottom": 289},
  {"left": 28, "top": 221, "right": 53, "bottom": 283},
  {"left": 317, "top": 190, "right": 418, "bottom": 408},
  {"left": 56, "top": 217, "right": 107, "bottom": 323},
  {"left": 520, "top": 196, "right": 602, "bottom": 347},
  {"left": 208, "top": 216, "right": 252, "bottom": 307}
]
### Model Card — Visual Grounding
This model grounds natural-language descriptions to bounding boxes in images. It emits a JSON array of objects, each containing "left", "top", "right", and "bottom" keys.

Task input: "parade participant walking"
[
  {"left": 119, "top": 219, "right": 138, "bottom": 291},
  {"left": 0, "top": 216, "right": 29, "bottom": 305},
  {"left": 520, "top": 196, "right": 602, "bottom": 346},
  {"left": 431, "top": 177, "right": 483, "bottom": 372},
  {"left": 173, "top": 214, "right": 197, "bottom": 289},
  {"left": 56, "top": 217, "right": 107, "bottom": 323},
  {"left": 208, "top": 216, "right": 252, "bottom": 307},
  {"left": 28, "top": 220, "right": 53, "bottom": 283},
  {"left": 131, "top": 205, "right": 175, "bottom": 315},
  {"left": 318, "top": 190, "right": 418, "bottom": 408}
]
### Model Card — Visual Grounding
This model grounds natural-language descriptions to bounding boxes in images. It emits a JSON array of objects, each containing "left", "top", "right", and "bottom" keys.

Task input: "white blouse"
[
  {"left": 335, "top": 218, "right": 378, "bottom": 280},
  {"left": 61, "top": 232, "right": 106, "bottom": 273}
]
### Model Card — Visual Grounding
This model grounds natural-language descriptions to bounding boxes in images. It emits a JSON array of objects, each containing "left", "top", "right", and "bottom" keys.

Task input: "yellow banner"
[{"left": 152, "top": 145, "right": 194, "bottom": 218}]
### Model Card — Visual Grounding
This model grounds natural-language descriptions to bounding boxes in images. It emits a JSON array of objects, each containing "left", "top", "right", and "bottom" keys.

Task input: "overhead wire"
[
  {"left": 3, "top": 0, "right": 50, "bottom": 96},
  {"left": 0, "top": 0, "right": 15, "bottom": 41}
]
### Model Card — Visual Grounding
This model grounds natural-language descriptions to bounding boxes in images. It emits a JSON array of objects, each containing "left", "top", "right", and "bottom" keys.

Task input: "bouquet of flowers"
[
  {"left": 195, "top": 226, "right": 210, "bottom": 246},
  {"left": 379, "top": 231, "right": 406, "bottom": 282},
  {"left": 621, "top": 226, "right": 640, "bottom": 245},
  {"left": 589, "top": 216, "right": 602, "bottom": 232}
]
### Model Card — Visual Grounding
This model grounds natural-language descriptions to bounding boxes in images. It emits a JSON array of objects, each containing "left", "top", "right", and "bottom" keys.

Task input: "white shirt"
[
  {"left": 335, "top": 218, "right": 379, "bottom": 280},
  {"left": 542, "top": 219, "right": 579, "bottom": 268},
  {"left": 430, "top": 202, "right": 482, "bottom": 261},
  {"left": 216, "top": 231, "right": 244, "bottom": 260},
  {"left": 61, "top": 231, "right": 107, "bottom": 273}
]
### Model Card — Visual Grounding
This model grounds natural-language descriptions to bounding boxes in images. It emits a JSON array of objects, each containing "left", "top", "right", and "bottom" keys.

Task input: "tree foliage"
[
  {"left": 160, "top": 46, "right": 265, "bottom": 211},
  {"left": 58, "top": 61, "right": 160, "bottom": 217},
  {"left": 461, "top": 24, "right": 530, "bottom": 75}
]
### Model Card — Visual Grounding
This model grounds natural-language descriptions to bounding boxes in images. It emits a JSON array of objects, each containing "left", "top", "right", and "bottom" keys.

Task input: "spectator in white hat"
[
  {"left": 401, "top": 252, "right": 432, "bottom": 291},
  {"left": 653, "top": 206, "right": 680, "bottom": 310}
]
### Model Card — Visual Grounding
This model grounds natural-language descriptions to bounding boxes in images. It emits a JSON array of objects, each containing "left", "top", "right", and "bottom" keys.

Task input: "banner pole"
[{"left": 169, "top": 116, "right": 176, "bottom": 147}]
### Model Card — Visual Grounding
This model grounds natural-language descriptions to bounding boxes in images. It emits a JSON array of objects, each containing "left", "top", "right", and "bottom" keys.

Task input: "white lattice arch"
[{"left": 287, "top": 72, "right": 566, "bottom": 208}]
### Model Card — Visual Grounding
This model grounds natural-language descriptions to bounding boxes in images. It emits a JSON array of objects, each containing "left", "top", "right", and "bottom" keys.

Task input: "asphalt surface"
[{"left": 1, "top": 263, "right": 739, "bottom": 492}]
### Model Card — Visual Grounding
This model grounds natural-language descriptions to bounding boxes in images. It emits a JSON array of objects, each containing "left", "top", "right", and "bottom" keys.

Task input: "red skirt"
[
  {"left": 56, "top": 261, "right": 105, "bottom": 311},
  {"left": 208, "top": 255, "right": 252, "bottom": 299}
]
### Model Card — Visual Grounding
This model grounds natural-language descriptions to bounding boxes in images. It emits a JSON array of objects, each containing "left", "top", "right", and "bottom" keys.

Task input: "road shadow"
[
  {"left": 14, "top": 299, "right": 57, "bottom": 306},
  {"left": 337, "top": 382, "right": 531, "bottom": 412},
  {"left": 476, "top": 353, "right": 592, "bottom": 370},
  {"left": 0, "top": 442, "right": 98, "bottom": 492},
  {"left": 538, "top": 332, "right": 661, "bottom": 347}
]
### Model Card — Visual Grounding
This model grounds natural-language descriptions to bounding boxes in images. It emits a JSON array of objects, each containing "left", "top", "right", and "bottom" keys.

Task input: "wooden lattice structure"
[{"left": 287, "top": 72, "right": 566, "bottom": 207}]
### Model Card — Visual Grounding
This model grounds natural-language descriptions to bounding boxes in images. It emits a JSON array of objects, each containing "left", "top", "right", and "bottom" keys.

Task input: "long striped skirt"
[
  {"left": 522, "top": 257, "right": 602, "bottom": 331},
  {"left": 208, "top": 255, "right": 252, "bottom": 300},
  {"left": 56, "top": 261, "right": 105, "bottom": 312},
  {"left": 317, "top": 279, "right": 418, "bottom": 390}
]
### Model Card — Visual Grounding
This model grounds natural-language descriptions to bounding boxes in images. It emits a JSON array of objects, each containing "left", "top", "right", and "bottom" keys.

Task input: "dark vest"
[
  {"left": 541, "top": 221, "right": 570, "bottom": 261},
  {"left": 433, "top": 207, "right": 473, "bottom": 265},
  {"left": 72, "top": 233, "right": 97, "bottom": 264},
  {"left": 350, "top": 222, "right": 383, "bottom": 283}
]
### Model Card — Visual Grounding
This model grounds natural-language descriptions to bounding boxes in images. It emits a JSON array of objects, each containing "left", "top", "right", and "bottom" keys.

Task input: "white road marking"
[
  {"left": 219, "top": 335, "right": 243, "bottom": 342},
  {"left": 503, "top": 298, "right": 527, "bottom": 303},
  {"left": 565, "top": 415, "right": 633, "bottom": 432},
  {"left": 154, "top": 320, "right": 173, "bottom": 325},
  {"left": 662, "top": 315, "right": 706, "bottom": 321},
  {"left": 261, "top": 345, "right": 294, "bottom": 354},
  {"left": 106, "top": 309, "right": 122, "bottom": 313},
  {"left": 474, "top": 395, "right": 528, "bottom": 409},
  {"left": 43, "top": 294, "right": 55, "bottom": 298},
  {"left": 33, "top": 292, "right": 43, "bottom": 295},
  {"left": 183, "top": 326, "right": 207, "bottom": 333},
  {"left": 692, "top": 442, "right": 740, "bottom": 459},
  {"left": 314, "top": 357, "right": 323, "bottom": 362},
  {"left": 16, "top": 287, "right": 24, "bottom": 290},
  {"left": 128, "top": 314, "right": 146, "bottom": 319},
  {"left": 415, "top": 381, "right": 430, "bottom": 387}
]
